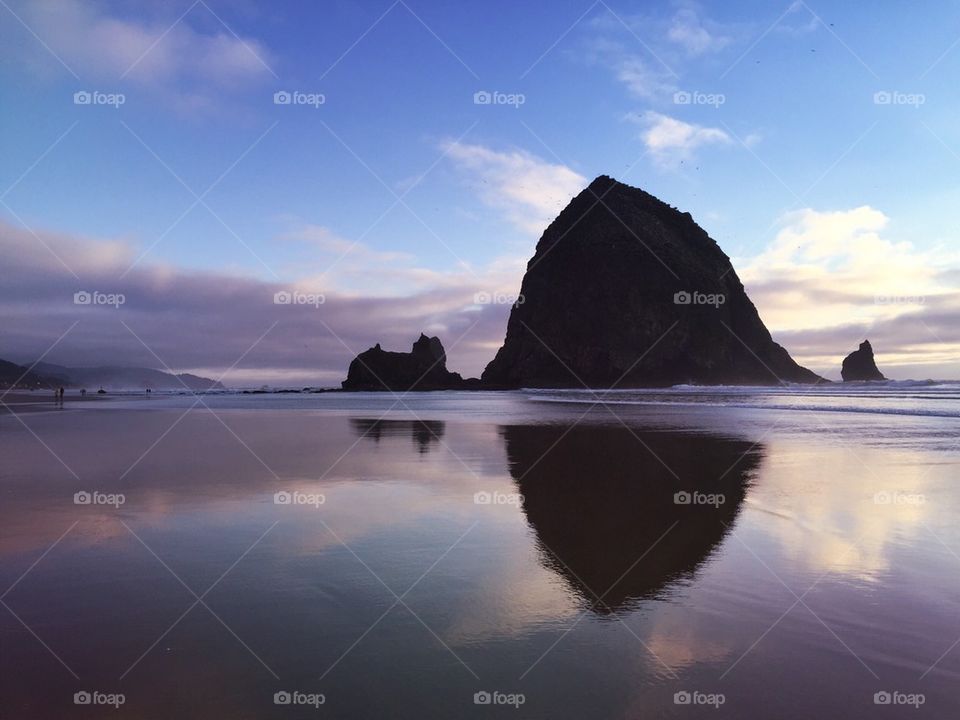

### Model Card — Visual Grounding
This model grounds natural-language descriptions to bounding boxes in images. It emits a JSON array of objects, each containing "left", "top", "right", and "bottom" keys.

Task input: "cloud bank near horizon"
[
  {"left": 3, "top": 197, "right": 959, "bottom": 385},
  {"left": 0, "top": 218, "right": 518, "bottom": 386},
  {"left": 738, "top": 206, "right": 960, "bottom": 378}
]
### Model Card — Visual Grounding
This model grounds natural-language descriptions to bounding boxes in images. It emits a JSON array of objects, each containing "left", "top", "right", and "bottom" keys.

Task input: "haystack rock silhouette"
[
  {"left": 502, "top": 423, "right": 761, "bottom": 612},
  {"left": 841, "top": 340, "right": 886, "bottom": 381},
  {"left": 342, "top": 334, "right": 473, "bottom": 390},
  {"left": 482, "top": 175, "right": 825, "bottom": 387}
]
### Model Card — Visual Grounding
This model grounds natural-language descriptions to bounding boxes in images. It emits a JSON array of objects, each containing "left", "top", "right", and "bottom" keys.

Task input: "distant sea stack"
[
  {"left": 841, "top": 340, "right": 886, "bottom": 381},
  {"left": 342, "top": 334, "right": 474, "bottom": 390},
  {"left": 482, "top": 176, "right": 825, "bottom": 387}
]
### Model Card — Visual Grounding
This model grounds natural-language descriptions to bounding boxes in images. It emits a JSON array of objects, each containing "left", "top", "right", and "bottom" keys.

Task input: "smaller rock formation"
[
  {"left": 841, "top": 340, "right": 886, "bottom": 381},
  {"left": 342, "top": 334, "right": 471, "bottom": 390}
]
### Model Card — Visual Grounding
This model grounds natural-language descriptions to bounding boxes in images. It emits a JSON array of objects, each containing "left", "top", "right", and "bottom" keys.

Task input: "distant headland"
[{"left": 0, "top": 359, "right": 223, "bottom": 392}]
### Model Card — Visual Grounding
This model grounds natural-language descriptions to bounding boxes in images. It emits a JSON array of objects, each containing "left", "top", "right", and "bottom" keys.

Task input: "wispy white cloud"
[
  {"left": 615, "top": 56, "right": 678, "bottom": 101},
  {"left": 632, "top": 111, "right": 731, "bottom": 166},
  {"left": 775, "top": 1, "right": 821, "bottom": 37},
  {"left": 584, "top": 2, "right": 740, "bottom": 102},
  {"left": 276, "top": 222, "right": 525, "bottom": 302},
  {"left": 667, "top": 5, "right": 733, "bottom": 56},
  {"left": 580, "top": 36, "right": 677, "bottom": 102},
  {"left": 7, "top": 0, "right": 274, "bottom": 107},
  {"left": 441, "top": 141, "right": 587, "bottom": 235},
  {"left": 580, "top": 3, "right": 756, "bottom": 171},
  {"left": 281, "top": 224, "right": 416, "bottom": 294}
]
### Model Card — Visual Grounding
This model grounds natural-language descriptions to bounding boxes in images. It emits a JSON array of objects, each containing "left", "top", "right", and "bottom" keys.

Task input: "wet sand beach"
[{"left": 1, "top": 388, "right": 958, "bottom": 718}]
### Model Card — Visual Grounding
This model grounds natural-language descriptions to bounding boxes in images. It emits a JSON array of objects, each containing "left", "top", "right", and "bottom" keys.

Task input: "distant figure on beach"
[
  {"left": 58, "top": 387, "right": 64, "bottom": 400},
  {"left": 146, "top": 388, "right": 151, "bottom": 396},
  {"left": 80, "top": 388, "right": 86, "bottom": 397}
]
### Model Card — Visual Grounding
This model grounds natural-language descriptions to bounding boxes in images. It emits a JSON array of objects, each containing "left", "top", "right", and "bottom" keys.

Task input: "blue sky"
[{"left": 2, "top": 0, "right": 959, "bottom": 383}]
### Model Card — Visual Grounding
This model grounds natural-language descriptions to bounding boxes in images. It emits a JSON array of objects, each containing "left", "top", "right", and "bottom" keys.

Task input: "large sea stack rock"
[
  {"left": 841, "top": 340, "right": 886, "bottom": 381},
  {"left": 342, "top": 334, "right": 467, "bottom": 390},
  {"left": 482, "top": 176, "right": 825, "bottom": 387}
]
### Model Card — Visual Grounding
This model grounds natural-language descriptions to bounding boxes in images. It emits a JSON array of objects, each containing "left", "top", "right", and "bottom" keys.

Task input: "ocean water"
[{"left": 1, "top": 385, "right": 958, "bottom": 717}]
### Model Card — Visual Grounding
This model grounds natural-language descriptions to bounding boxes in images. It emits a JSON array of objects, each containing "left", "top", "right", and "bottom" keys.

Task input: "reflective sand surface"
[{"left": 1, "top": 390, "right": 958, "bottom": 717}]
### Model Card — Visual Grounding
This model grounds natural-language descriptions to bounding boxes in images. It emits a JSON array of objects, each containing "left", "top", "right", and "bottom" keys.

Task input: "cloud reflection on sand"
[{"left": 742, "top": 440, "right": 949, "bottom": 582}]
